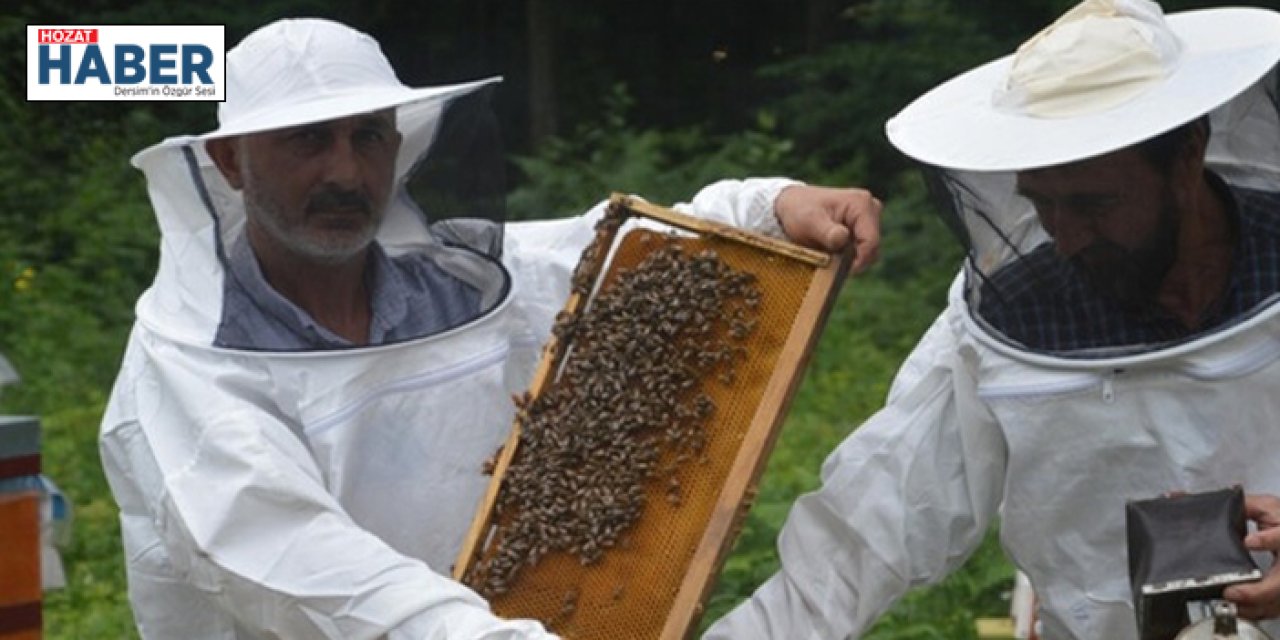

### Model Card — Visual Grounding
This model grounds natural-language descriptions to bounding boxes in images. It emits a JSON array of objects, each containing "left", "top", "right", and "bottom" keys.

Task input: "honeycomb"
[{"left": 457, "top": 197, "right": 838, "bottom": 639}]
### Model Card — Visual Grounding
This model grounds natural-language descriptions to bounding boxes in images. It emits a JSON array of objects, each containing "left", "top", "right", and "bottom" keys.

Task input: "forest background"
[{"left": 0, "top": 0, "right": 1238, "bottom": 637}]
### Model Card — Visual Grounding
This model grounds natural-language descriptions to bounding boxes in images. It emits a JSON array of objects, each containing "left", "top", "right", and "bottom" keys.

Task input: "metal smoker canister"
[
  {"left": 1175, "top": 603, "right": 1273, "bottom": 640},
  {"left": 1128, "top": 488, "right": 1265, "bottom": 640}
]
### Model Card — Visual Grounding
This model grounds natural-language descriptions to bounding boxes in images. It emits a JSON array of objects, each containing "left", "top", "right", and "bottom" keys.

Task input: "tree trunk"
[
  {"left": 527, "top": 0, "right": 558, "bottom": 142},
  {"left": 806, "top": 0, "right": 842, "bottom": 51}
]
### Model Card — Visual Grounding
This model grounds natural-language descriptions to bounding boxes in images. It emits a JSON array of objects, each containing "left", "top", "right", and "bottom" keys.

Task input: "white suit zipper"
[
  {"left": 307, "top": 342, "right": 514, "bottom": 436},
  {"left": 1101, "top": 370, "right": 1116, "bottom": 404},
  {"left": 977, "top": 374, "right": 1100, "bottom": 402}
]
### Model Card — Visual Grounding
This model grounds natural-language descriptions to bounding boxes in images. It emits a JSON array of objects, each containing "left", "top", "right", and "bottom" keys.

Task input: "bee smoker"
[
  {"left": 1126, "top": 487, "right": 1271, "bottom": 640},
  {"left": 1174, "top": 602, "right": 1271, "bottom": 639}
]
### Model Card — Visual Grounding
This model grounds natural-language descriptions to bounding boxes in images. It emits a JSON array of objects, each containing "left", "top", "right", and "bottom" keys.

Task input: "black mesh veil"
[
  {"left": 188, "top": 81, "right": 511, "bottom": 352},
  {"left": 404, "top": 84, "right": 506, "bottom": 259},
  {"left": 922, "top": 66, "right": 1280, "bottom": 359}
]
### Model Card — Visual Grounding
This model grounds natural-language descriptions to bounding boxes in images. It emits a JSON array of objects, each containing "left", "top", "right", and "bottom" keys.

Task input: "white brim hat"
[
  {"left": 127, "top": 18, "right": 507, "bottom": 271},
  {"left": 885, "top": 3, "right": 1280, "bottom": 172},
  {"left": 132, "top": 18, "right": 500, "bottom": 166}
]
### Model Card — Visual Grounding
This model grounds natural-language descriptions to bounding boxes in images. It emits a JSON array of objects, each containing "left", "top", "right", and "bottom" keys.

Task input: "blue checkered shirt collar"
[{"left": 214, "top": 232, "right": 484, "bottom": 351}]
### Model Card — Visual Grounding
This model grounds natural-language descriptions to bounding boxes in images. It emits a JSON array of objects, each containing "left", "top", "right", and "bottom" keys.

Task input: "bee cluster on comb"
[{"left": 466, "top": 217, "right": 762, "bottom": 602}]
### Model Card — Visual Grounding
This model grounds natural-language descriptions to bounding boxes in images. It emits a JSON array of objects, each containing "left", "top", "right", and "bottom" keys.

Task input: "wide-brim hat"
[
  {"left": 885, "top": 3, "right": 1280, "bottom": 172},
  {"left": 127, "top": 16, "right": 507, "bottom": 267},
  {"left": 132, "top": 18, "right": 500, "bottom": 166}
]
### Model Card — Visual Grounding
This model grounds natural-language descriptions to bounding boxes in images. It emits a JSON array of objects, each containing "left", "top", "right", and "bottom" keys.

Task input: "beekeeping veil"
[
  {"left": 887, "top": 0, "right": 1280, "bottom": 361},
  {"left": 130, "top": 18, "right": 507, "bottom": 350}
]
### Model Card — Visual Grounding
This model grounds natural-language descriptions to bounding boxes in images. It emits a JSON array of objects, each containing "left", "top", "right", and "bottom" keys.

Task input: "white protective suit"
[
  {"left": 707, "top": 271, "right": 1280, "bottom": 640},
  {"left": 706, "top": 3, "right": 1280, "bottom": 639},
  {"left": 98, "top": 18, "right": 795, "bottom": 640}
]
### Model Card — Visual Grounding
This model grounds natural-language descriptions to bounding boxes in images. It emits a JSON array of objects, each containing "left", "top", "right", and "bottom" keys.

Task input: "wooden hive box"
[{"left": 0, "top": 417, "right": 42, "bottom": 640}]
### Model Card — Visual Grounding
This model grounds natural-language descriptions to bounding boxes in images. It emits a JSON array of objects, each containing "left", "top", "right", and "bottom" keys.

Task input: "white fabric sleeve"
[
  {"left": 703, "top": 304, "right": 1008, "bottom": 639},
  {"left": 671, "top": 177, "right": 799, "bottom": 238},
  {"left": 388, "top": 604, "right": 553, "bottom": 640},
  {"left": 100, "top": 336, "right": 557, "bottom": 640}
]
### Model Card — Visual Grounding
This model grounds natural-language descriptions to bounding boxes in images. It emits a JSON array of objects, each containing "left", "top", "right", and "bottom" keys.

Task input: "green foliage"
[
  {"left": 507, "top": 85, "right": 809, "bottom": 220},
  {"left": 877, "top": 171, "right": 966, "bottom": 286},
  {"left": 0, "top": 95, "right": 163, "bottom": 414},
  {"left": 756, "top": 0, "right": 1009, "bottom": 191}
]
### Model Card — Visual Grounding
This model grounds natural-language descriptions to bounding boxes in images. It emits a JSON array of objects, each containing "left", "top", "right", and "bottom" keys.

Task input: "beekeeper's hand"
[
  {"left": 1225, "top": 493, "right": 1280, "bottom": 619},
  {"left": 773, "top": 185, "right": 882, "bottom": 273}
]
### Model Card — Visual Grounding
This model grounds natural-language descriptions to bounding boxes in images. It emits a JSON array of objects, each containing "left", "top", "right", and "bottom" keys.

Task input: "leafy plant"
[{"left": 507, "top": 84, "right": 812, "bottom": 220}]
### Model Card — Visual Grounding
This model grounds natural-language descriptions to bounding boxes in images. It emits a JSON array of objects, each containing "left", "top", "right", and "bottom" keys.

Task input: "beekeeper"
[
  {"left": 98, "top": 17, "right": 883, "bottom": 640},
  {"left": 704, "top": 1, "right": 1280, "bottom": 639}
]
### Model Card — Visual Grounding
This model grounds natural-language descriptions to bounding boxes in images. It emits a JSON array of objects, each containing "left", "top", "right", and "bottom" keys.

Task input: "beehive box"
[
  {"left": 0, "top": 417, "right": 42, "bottom": 640},
  {"left": 454, "top": 194, "right": 850, "bottom": 639}
]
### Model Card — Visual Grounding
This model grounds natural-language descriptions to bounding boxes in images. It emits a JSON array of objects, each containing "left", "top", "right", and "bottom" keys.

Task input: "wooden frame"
[{"left": 455, "top": 194, "right": 852, "bottom": 638}]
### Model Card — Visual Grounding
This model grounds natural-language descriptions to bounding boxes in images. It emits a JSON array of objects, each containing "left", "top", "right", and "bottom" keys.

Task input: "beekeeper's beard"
[
  {"left": 1069, "top": 191, "right": 1180, "bottom": 313},
  {"left": 241, "top": 173, "right": 385, "bottom": 265}
]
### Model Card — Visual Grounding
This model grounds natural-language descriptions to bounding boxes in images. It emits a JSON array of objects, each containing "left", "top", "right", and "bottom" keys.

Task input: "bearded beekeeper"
[
  {"left": 98, "top": 17, "right": 882, "bottom": 640},
  {"left": 704, "top": 1, "right": 1280, "bottom": 639}
]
